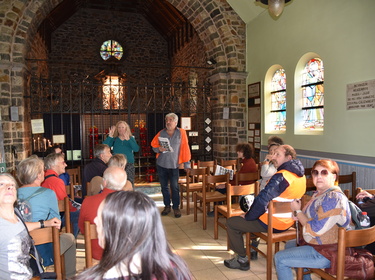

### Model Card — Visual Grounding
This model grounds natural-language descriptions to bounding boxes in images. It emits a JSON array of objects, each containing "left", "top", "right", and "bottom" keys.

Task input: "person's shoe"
[
  {"left": 161, "top": 206, "right": 171, "bottom": 216},
  {"left": 174, "top": 209, "right": 181, "bottom": 218},
  {"left": 224, "top": 255, "right": 250, "bottom": 271},
  {"left": 250, "top": 251, "right": 258, "bottom": 260}
]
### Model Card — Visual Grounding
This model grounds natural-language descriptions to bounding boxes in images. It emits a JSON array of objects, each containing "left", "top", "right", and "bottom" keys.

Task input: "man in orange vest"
[
  {"left": 224, "top": 145, "right": 306, "bottom": 271},
  {"left": 151, "top": 113, "right": 191, "bottom": 218}
]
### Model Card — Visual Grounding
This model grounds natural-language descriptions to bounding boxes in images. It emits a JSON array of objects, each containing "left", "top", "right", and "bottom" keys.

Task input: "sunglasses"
[{"left": 311, "top": 169, "right": 330, "bottom": 177}]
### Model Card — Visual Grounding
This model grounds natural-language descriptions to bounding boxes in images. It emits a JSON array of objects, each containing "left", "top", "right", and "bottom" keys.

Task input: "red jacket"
[{"left": 78, "top": 188, "right": 116, "bottom": 260}]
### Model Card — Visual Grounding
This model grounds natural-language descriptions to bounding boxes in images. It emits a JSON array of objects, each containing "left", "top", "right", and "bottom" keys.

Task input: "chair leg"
[
  {"left": 193, "top": 193, "right": 197, "bottom": 222},
  {"left": 266, "top": 241, "right": 272, "bottom": 280},
  {"left": 180, "top": 187, "right": 184, "bottom": 210},
  {"left": 186, "top": 190, "right": 190, "bottom": 215},
  {"left": 245, "top": 233, "right": 251, "bottom": 261},
  {"left": 203, "top": 200, "right": 207, "bottom": 230},
  {"left": 214, "top": 207, "right": 218, "bottom": 239}
]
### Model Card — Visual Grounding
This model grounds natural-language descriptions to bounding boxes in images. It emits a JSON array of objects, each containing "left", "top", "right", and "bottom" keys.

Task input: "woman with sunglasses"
[{"left": 274, "top": 159, "right": 352, "bottom": 280}]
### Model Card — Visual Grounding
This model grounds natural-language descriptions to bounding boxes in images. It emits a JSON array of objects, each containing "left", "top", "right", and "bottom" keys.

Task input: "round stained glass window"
[{"left": 100, "top": 40, "right": 123, "bottom": 61}]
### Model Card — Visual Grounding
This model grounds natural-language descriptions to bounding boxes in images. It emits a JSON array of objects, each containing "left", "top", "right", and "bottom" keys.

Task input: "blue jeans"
[
  {"left": 274, "top": 239, "right": 331, "bottom": 280},
  {"left": 157, "top": 165, "right": 180, "bottom": 209},
  {"left": 62, "top": 210, "right": 80, "bottom": 238}
]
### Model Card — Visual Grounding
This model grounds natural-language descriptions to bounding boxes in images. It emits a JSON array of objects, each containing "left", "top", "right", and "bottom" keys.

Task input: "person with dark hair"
[
  {"left": 17, "top": 155, "right": 76, "bottom": 277},
  {"left": 224, "top": 144, "right": 306, "bottom": 271},
  {"left": 45, "top": 144, "right": 70, "bottom": 186},
  {"left": 74, "top": 191, "right": 191, "bottom": 280},
  {"left": 267, "top": 135, "right": 284, "bottom": 146},
  {"left": 259, "top": 142, "right": 280, "bottom": 190},
  {"left": 103, "top": 121, "right": 139, "bottom": 188},
  {"left": 82, "top": 144, "right": 112, "bottom": 198},
  {"left": 151, "top": 113, "right": 191, "bottom": 218},
  {"left": 42, "top": 153, "right": 80, "bottom": 237},
  {"left": 0, "top": 173, "right": 61, "bottom": 279},
  {"left": 275, "top": 159, "right": 351, "bottom": 280}
]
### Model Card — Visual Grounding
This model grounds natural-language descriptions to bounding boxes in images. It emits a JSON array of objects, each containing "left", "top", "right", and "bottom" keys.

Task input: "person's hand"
[
  {"left": 108, "top": 126, "right": 116, "bottom": 137},
  {"left": 124, "top": 130, "right": 130, "bottom": 140},
  {"left": 159, "top": 147, "right": 166, "bottom": 152},
  {"left": 263, "top": 154, "right": 273, "bottom": 164},
  {"left": 290, "top": 199, "right": 301, "bottom": 212},
  {"left": 45, "top": 217, "right": 61, "bottom": 229},
  {"left": 356, "top": 190, "right": 374, "bottom": 201},
  {"left": 240, "top": 213, "right": 246, "bottom": 218}
]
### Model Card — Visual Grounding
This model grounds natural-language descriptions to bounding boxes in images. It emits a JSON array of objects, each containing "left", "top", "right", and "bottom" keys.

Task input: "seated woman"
[
  {"left": 259, "top": 142, "right": 279, "bottom": 190},
  {"left": 74, "top": 191, "right": 191, "bottom": 280},
  {"left": 0, "top": 173, "right": 60, "bottom": 279},
  {"left": 17, "top": 155, "right": 77, "bottom": 278},
  {"left": 274, "top": 159, "right": 352, "bottom": 280}
]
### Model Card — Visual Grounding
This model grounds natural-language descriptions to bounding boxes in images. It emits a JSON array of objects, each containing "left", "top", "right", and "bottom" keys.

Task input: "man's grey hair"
[
  {"left": 94, "top": 144, "right": 110, "bottom": 158},
  {"left": 165, "top": 113, "right": 178, "bottom": 123},
  {"left": 44, "top": 153, "right": 64, "bottom": 170},
  {"left": 103, "top": 166, "right": 127, "bottom": 191}
]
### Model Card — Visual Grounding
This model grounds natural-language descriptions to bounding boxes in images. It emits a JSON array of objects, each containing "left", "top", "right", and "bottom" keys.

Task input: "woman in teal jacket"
[{"left": 103, "top": 121, "right": 140, "bottom": 187}]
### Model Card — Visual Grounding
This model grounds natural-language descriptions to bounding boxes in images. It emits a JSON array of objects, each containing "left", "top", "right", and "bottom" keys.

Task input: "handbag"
[{"left": 358, "top": 197, "right": 375, "bottom": 217}]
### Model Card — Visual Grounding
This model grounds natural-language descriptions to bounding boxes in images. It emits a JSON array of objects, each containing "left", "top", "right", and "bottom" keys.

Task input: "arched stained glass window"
[
  {"left": 100, "top": 40, "right": 123, "bottom": 61},
  {"left": 301, "top": 58, "right": 324, "bottom": 130},
  {"left": 270, "top": 69, "right": 286, "bottom": 131}
]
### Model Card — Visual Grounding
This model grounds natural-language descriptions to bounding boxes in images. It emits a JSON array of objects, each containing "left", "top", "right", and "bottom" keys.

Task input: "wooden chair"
[
  {"left": 235, "top": 170, "right": 260, "bottom": 185},
  {"left": 180, "top": 167, "right": 209, "bottom": 215},
  {"left": 356, "top": 187, "right": 375, "bottom": 196},
  {"left": 197, "top": 160, "right": 217, "bottom": 175},
  {"left": 220, "top": 159, "right": 240, "bottom": 173},
  {"left": 65, "top": 183, "right": 74, "bottom": 199},
  {"left": 58, "top": 197, "right": 72, "bottom": 234},
  {"left": 214, "top": 180, "right": 259, "bottom": 240},
  {"left": 338, "top": 172, "right": 356, "bottom": 202},
  {"left": 193, "top": 173, "right": 229, "bottom": 230},
  {"left": 246, "top": 199, "right": 297, "bottom": 280},
  {"left": 86, "top": 176, "right": 103, "bottom": 196},
  {"left": 304, "top": 167, "right": 312, "bottom": 178},
  {"left": 296, "top": 225, "right": 375, "bottom": 280},
  {"left": 30, "top": 227, "right": 63, "bottom": 280},
  {"left": 67, "top": 167, "right": 81, "bottom": 186},
  {"left": 84, "top": 220, "right": 98, "bottom": 268}
]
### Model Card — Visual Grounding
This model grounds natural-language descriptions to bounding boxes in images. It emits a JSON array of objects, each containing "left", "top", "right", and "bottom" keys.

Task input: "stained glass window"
[
  {"left": 100, "top": 40, "right": 123, "bottom": 61},
  {"left": 270, "top": 69, "right": 286, "bottom": 131},
  {"left": 301, "top": 58, "right": 324, "bottom": 130}
]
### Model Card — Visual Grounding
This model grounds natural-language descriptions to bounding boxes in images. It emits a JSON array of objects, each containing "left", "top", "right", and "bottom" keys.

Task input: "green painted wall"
[{"left": 243, "top": 0, "right": 375, "bottom": 158}]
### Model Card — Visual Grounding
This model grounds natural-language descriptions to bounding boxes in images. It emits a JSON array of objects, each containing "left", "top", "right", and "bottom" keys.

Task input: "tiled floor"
[{"left": 74, "top": 192, "right": 318, "bottom": 280}]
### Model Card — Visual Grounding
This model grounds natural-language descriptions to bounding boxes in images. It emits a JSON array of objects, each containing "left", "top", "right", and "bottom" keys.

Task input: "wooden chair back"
[
  {"left": 65, "top": 183, "right": 74, "bottom": 199},
  {"left": 235, "top": 171, "right": 260, "bottom": 185},
  {"left": 194, "top": 173, "right": 229, "bottom": 230},
  {"left": 58, "top": 197, "right": 72, "bottom": 234},
  {"left": 197, "top": 160, "right": 217, "bottom": 175},
  {"left": 30, "top": 227, "right": 63, "bottom": 279},
  {"left": 304, "top": 167, "right": 312, "bottom": 178},
  {"left": 297, "top": 225, "right": 375, "bottom": 280},
  {"left": 87, "top": 176, "right": 103, "bottom": 196},
  {"left": 338, "top": 172, "right": 356, "bottom": 201},
  {"left": 84, "top": 221, "right": 98, "bottom": 268},
  {"left": 356, "top": 187, "right": 375, "bottom": 196},
  {"left": 220, "top": 159, "right": 240, "bottom": 173},
  {"left": 214, "top": 181, "right": 259, "bottom": 240},
  {"left": 180, "top": 167, "right": 209, "bottom": 215},
  {"left": 67, "top": 167, "right": 81, "bottom": 185},
  {"left": 246, "top": 199, "right": 297, "bottom": 280}
]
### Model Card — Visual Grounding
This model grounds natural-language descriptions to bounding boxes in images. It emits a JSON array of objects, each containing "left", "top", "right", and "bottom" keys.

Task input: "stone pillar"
[{"left": 209, "top": 71, "right": 247, "bottom": 160}]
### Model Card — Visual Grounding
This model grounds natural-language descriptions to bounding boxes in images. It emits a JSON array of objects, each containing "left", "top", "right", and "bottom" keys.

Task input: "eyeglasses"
[{"left": 311, "top": 169, "right": 330, "bottom": 177}]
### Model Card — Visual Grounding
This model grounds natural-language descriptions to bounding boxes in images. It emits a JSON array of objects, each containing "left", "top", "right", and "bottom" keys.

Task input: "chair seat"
[
  {"left": 255, "top": 228, "right": 296, "bottom": 244},
  {"left": 196, "top": 191, "right": 226, "bottom": 202},
  {"left": 217, "top": 203, "right": 243, "bottom": 214},
  {"left": 181, "top": 182, "right": 203, "bottom": 191}
]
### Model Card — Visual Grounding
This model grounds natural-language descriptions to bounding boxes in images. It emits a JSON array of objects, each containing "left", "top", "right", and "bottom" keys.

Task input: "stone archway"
[{"left": 0, "top": 0, "right": 247, "bottom": 169}]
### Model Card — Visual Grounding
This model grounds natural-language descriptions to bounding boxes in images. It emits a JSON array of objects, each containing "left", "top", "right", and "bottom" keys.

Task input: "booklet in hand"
[{"left": 158, "top": 137, "right": 174, "bottom": 152}]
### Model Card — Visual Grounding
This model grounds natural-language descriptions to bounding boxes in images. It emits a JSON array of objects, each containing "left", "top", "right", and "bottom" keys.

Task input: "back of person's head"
[
  {"left": 45, "top": 144, "right": 62, "bottom": 155},
  {"left": 75, "top": 191, "right": 190, "bottom": 280},
  {"left": 236, "top": 143, "right": 254, "bottom": 159},
  {"left": 44, "top": 153, "right": 64, "bottom": 170},
  {"left": 94, "top": 144, "right": 109, "bottom": 158},
  {"left": 108, "top": 154, "right": 127, "bottom": 169},
  {"left": 281, "top": 144, "right": 297, "bottom": 160},
  {"left": 312, "top": 159, "right": 340, "bottom": 184},
  {"left": 17, "top": 155, "right": 44, "bottom": 185},
  {"left": 267, "top": 136, "right": 284, "bottom": 146},
  {"left": 103, "top": 166, "right": 127, "bottom": 191}
]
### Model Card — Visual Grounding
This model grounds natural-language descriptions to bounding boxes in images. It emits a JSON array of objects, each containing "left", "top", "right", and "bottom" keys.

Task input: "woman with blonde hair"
[
  {"left": 108, "top": 154, "right": 133, "bottom": 191},
  {"left": 104, "top": 121, "right": 139, "bottom": 187}
]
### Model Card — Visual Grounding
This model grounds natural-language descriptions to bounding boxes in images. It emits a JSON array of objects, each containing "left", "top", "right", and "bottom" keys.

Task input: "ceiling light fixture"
[{"left": 256, "top": 0, "right": 291, "bottom": 17}]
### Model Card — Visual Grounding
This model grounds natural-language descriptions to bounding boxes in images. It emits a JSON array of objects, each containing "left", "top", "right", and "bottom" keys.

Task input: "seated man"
[
  {"left": 42, "top": 153, "right": 80, "bottom": 237},
  {"left": 224, "top": 145, "right": 306, "bottom": 271},
  {"left": 45, "top": 144, "right": 70, "bottom": 186},
  {"left": 82, "top": 144, "right": 112, "bottom": 197},
  {"left": 79, "top": 166, "right": 128, "bottom": 260}
]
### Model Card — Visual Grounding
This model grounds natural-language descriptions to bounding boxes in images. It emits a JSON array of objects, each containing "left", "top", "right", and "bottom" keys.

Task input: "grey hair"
[
  {"left": 44, "top": 153, "right": 64, "bottom": 169},
  {"left": 165, "top": 113, "right": 178, "bottom": 123},
  {"left": 0, "top": 173, "right": 18, "bottom": 188},
  {"left": 17, "top": 155, "right": 44, "bottom": 185},
  {"left": 94, "top": 144, "right": 110, "bottom": 158},
  {"left": 103, "top": 166, "right": 127, "bottom": 191}
]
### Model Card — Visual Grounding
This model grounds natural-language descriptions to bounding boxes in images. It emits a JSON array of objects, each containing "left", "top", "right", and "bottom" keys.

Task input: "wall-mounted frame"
[
  {"left": 248, "top": 82, "right": 261, "bottom": 98},
  {"left": 181, "top": 117, "right": 191, "bottom": 130}
]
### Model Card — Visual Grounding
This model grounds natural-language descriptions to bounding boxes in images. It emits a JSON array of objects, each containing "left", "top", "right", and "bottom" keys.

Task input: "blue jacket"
[{"left": 245, "top": 159, "right": 305, "bottom": 221}]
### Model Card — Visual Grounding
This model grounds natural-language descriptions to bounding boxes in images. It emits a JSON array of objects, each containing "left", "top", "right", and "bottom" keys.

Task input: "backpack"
[
  {"left": 16, "top": 188, "right": 48, "bottom": 222},
  {"left": 348, "top": 200, "right": 370, "bottom": 230}
]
